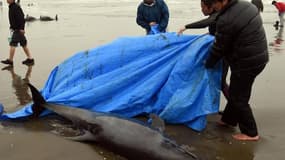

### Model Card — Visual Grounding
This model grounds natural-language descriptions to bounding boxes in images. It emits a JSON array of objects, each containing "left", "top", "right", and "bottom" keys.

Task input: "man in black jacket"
[
  {"left": 205, "top": 0, "right": 268, "bottom": 141},
  {"left": 1, "top": 0, "right": 34, "bottom": 66}
]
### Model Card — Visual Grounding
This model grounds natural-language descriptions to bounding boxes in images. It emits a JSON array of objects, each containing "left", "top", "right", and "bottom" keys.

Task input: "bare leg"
[
  {"left": 22, "top": 46, "right": 32, "bottom": 59},
  {"left": 9, "top": 46, "right": 16, "bottom": 61}
]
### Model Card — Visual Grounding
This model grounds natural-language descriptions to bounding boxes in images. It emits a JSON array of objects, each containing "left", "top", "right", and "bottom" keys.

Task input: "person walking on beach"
[
  {"left": 251, "top": 0, "right": 264, "bottom": 12},
  {"left": 205, "top": 0, "right": 268, "bottom": 141},
  {"left": 136, "top": 0, "right": 169, "bottom": 35},
  {"left": 177, "top": 0, "right": 230, "bottom": 100},
  {"left": 272, "top": 1, "right": 285, "bottom": 27},
  {"left": 1, "top": 0, "right": 34, "bottom": 66}
]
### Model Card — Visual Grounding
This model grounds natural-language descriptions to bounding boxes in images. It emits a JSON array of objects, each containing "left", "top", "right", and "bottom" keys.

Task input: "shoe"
[
  {"left": 22, "top": 58, "right": 34, "bottom": 65},
  {"left": 1, "top": 59, "right": 13, "bottom": 65}
]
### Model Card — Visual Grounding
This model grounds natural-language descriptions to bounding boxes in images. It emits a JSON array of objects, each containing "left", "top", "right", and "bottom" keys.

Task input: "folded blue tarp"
[{"left": 1, "top": 33, "right": 221, "bottom": 131}]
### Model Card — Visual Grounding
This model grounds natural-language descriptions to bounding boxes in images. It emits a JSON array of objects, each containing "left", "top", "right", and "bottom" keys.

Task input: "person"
[
  {"left": 251, "top": 0, "right": 264, "bottom": 12},
  {"left": 177, "top": 0, "right": 229, "bottom": 100},
  {"left": 136, "top": 0, "right": 169, "bottom": 35},
  {"left": 1, "top": 0, "right": 34, "bottom": 66},
  {"left": 205, "top": 0, "right": 269, "bottom": 141},
  {"left": 178, "top": 0, "right": 218, "bottom": 36},
  {"left": 272, "top": 1, "right": 285, "bottom": 27}
]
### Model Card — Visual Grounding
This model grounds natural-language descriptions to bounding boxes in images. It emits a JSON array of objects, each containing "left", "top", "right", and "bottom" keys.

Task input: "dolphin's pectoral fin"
[
  {"left": 62, "top": 122, "right": 102, "bottom": 142},
  {"left": 64, "top": 130, "right": 98, "bottom": 141},
  {"left": 149, "top": 113, "right": 165, "bottom": 132}
]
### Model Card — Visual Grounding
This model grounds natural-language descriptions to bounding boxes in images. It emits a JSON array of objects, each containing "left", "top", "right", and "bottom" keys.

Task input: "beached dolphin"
[
  {"left": 39, "top": 15, "right": 58, "bottom": 21},
  {"left": 25, "top": 14, "right": 37, "bottom": 22},
  {"left": 28, "top": 83, "right": 198, "bottom": 160}
]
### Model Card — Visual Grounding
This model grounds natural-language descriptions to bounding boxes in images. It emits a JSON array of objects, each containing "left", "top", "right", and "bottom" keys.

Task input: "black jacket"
[
  {"left": 9, "top": 2, "right": 25, "bottom": 30},
  {"left": 185, "top": 12, "right": 218, "bottom": 35},
  {"left": 206, "top": 0, "right": 268, "bottom": 72},
  {"left": 136, "top": 0, "right": 169, "bottom": 32}
]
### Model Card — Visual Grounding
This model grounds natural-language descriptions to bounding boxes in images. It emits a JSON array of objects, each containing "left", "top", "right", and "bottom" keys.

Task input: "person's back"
[{"left": 215, "top": 0, "right": 268, "bottom": 71}]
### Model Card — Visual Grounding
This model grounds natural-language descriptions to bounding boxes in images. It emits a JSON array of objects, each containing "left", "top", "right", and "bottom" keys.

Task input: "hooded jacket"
[{"left": 206, "top": 0, "right": 268, "bottom": 72}]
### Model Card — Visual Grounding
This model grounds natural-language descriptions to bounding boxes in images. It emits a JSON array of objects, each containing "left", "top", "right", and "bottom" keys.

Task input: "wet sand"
[{"left": 0, "top": 1, "right": 285, "bottom": 159}]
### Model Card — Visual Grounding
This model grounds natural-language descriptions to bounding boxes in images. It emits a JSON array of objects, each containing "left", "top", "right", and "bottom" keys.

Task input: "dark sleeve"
[
  {"left": 205, "top": 20, "right": 233, "bottom": 68},
  {"left": 19, "top": 7, "right": 25, "bottom": 30},
  {"left": 158, "top": 0, "right": 169, "bottom": 32},
  {"left": 136, "top": 4, "right": 150, "bottom": 31},
  {"left": 185, "top": 12, "right": 217, "bottom": 29}
]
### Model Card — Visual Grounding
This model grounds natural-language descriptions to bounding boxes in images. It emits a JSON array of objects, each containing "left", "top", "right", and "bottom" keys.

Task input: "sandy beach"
[{"left": 0, "top": 0, "right": 284, "bottom": 159}]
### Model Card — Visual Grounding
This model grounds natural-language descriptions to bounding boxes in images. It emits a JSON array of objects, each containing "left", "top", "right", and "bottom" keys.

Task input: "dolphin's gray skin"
[
  {"left": 28, "top": 83, "right": 198, "bottom": 160},
  {"left": 25, "top": 15, "right": 37, "bottom": 22},
  {"left": 39, "top": 15, "right": 58, "bottom": 21}
]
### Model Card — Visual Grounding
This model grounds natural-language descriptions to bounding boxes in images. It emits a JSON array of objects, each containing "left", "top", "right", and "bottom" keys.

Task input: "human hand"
[
  {"left": 149, "top": 22, "right": 157, "bottom": 26},
  {"left": 19, "top": 30, "right": 25, "bottom": 34},
  {"left": 177, "top": 27, "right": 186, "bottom": 35}
]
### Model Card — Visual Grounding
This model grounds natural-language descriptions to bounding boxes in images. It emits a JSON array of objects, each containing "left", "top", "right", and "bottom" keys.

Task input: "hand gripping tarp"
[{"left": 1, "top": 33, "right": 221, "bottom": 131}]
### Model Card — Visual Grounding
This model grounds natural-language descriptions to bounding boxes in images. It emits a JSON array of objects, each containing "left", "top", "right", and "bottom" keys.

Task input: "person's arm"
[
  {"left": 185, "top": 14, "right": 216, "bottom": 29},
  {"left": 205, "top": 21, "right": 233, "bottom": 68},
  {"left": 158, "top": 0, "right": 169, "bottom": 32},
  {"left": 178, "top": 12, "right": 217, "bottom": 35},
  {"left": 136, "top": 4, "right": 150, "bottom": 31}
]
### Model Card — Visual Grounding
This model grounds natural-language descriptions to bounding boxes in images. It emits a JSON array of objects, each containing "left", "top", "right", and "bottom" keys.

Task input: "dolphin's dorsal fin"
[
  {"left": 149, "top": 113, "right": 165, "bottom": 132},
  {"left": 64, "top": 130, "right": 97, "bottom": 142}
]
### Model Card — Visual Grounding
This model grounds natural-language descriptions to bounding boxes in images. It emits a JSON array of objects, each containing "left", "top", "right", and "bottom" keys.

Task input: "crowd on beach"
[{"left": 1, "top": 0, "right": 285, "bottom": 143}]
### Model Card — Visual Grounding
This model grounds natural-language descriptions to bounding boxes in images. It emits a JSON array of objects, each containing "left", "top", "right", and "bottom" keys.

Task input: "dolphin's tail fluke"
[{"left": 27, "top": 83, "right": 47, "bottom": 117}]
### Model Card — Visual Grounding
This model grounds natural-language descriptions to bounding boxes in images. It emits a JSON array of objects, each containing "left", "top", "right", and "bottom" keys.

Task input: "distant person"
[
  {"left": 136, "top": 0, "right": 169, "bottom": 35},
  {"left": 205, "top": 0, "right": 268, "bottom": 141},
  {"left": 272, "top": 1, "right": 285, "bottom": 27},
  {"left": 1, "top": 0, "right": 34, "bottom": 66},
  {"left": 177, "top": 0, "right": 229, "bottom": 100},
  {"left": 251, "top": 0, "right": 264, "bottom": 12}
]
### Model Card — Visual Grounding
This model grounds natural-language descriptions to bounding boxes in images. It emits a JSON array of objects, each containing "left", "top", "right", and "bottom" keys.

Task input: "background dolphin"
[{"left": 28, "top": 83, "right": 198, "bottom": 160}]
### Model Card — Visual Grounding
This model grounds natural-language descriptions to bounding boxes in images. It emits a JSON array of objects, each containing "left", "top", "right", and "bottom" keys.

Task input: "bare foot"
[
  {"left": 232, "top": 133, "right": 260, "bottom": 141},
  {"left": 217, "top": 120, "right": 227, "bottom": 126}
]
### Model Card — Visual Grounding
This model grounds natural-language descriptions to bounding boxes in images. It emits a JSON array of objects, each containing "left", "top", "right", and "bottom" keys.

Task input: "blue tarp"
[{"left": 1, "top": 33, "right": 221, "bottom": 131}]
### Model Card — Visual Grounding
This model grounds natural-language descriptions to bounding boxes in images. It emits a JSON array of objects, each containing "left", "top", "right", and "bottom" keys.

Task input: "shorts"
[{"left": 10, "top": 31, "right": 27, "bottom": 47}]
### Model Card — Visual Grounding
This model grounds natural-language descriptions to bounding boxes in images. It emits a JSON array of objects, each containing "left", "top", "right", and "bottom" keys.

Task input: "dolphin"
[
  {"left": 39, "top": 15, "right": 58, "bottom": 21},
  {"left": 25, "top": 14, "right": 37, "bottom": 22},
  {"left": 28, "top": 83, "right": 198, "bottom": 160}
]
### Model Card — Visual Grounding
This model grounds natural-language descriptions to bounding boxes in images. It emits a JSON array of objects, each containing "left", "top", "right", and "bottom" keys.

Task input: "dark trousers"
[
  {"left": 221, "top": 64, "right": 266, "bottom": 137},
  {"left": 221, "top": 59, "right": 229, "bottom": 100}
]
